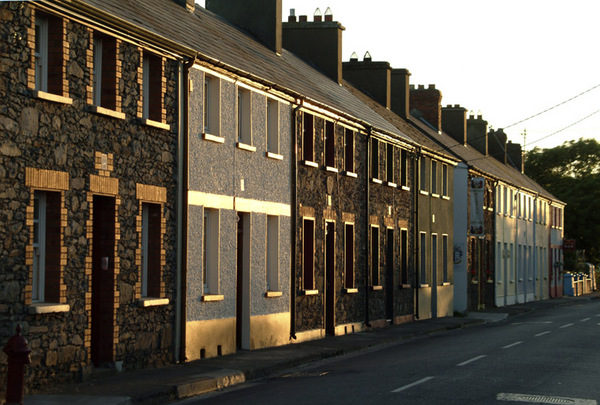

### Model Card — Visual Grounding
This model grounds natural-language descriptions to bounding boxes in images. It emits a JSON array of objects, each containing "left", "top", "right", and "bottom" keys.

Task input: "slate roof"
[{"left": 76, "top": 0, "right": 413, "bottom": 143}]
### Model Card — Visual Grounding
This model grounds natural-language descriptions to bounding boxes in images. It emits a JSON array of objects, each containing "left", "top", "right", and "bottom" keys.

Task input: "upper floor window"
[
  {"left": 142, "top": 52, "right": 164, "bottom": 123},
  {"left": 344, "top": 128, "right": 355, "bottom": 174},
  {"left": 204, "top": 74, "right": 220, "bottom": 135},
  {"left": 442, "top": 163, "right": 448, "bottom": 197},
  {"left": 431, "top": 160, "right": 438, "bottom": 195},
  {"left": 237, "top": 87, "right": 251, "bottom": 145},
  {"left": 267, "top": 99, "right": 279, "bottom": 154},
  {"left": 386, "top": 144, "right": 395, "bottom": 184},
  {"left": 93, "top": 33, "right": 118, "bottom": 110},
  {"left": 303, "top": 113, "right": 314, "bottom": 163},
  {"left": 32, "top": 12, "right": 67, "bottom": 98},
  {"left": 371, "top": 138, "right": 380, "bottom": 180},
  {"left": 419, "top": 156, "right": 428, "bottom": 192},
  {"left": 400, "top": 149, "right": 408, "bottom": 188},
  {"left": 34, "top": 14, "right": 48, "bottom": 92},
  {"left": 325, "top": 121, "right": 335, "bottom": 168}
]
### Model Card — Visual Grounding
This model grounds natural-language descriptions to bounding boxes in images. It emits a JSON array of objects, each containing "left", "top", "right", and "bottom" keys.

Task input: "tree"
[{"left": 525, "top": 138, "right": 600, "bottom": 266}]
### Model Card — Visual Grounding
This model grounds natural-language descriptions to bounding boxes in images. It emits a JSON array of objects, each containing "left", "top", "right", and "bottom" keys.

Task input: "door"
[
  {"left": 236, "top": 213, "right": 250, "bottom": 350},
  {"left": 385, "top": 228, "right": 394, "bottom": 322},
  {"left": 91, "top": 195, "right": 116, "bottom": 367},
  {"left": 325, "top": 221, "right": 335, "bottom": 335},
  {"left": 431, "top": 234, "right": 438, "bottom": 318}
]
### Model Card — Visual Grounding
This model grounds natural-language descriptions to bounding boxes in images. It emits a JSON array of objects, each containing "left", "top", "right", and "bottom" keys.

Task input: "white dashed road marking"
[
  {"left": 560, "top": 323, "right": 574, "bottom": 329},
  {"left": 391, "top": 376, "right": 435, "bottom": 393},
  {"left": 457, "top": 355, "right": 487, "bottom": 366},
  {"left": 502, "top": 341, "right": 523, "bottom": 349},
  {"left": 535, "top": 331, "right": 551, "bottom": 337}
]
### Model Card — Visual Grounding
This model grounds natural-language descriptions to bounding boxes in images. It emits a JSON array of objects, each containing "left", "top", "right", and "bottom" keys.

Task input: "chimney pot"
[
  {"left": 288, "top": 11, "right": 297, "bottom": 22},
  {"left": 418, "top": 84, "right": 425, "bottom": 90},
  {"left": 350, "top": 51, "right": 358, "bottom": 61},
  {"left": 454, "top": 104, "right": 460, "bottom": 108},
  {"left": 428, "top": 84, "right": 436, "bottom": 89},
  {"left": 410, "top": 84, "right": 415, "bottom": 90},
  {"left": 299, "top": 15, "right": 308, "bottom": 22},
  {"left": 324, "top": 7, "right": 333, "bottom": 21},
  {"left": 363, "top": 51, "right": 372, "bottom": 62},
  {"left": 314, "top": 8, "right": 322, "bottom": 22}
]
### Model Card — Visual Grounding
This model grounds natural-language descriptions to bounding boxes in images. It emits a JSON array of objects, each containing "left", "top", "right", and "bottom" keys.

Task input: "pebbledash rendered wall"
[
  {"left": 185, "top": 65, "right": 292, "bottom": 361},
  {"left": 0, "top": 2, "right": 178, "bottom": 394}
]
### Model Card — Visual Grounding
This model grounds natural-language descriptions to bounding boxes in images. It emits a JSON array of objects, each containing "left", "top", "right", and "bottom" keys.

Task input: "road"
[{"left": 175, "top": 300, "right": 600, "bottom": 405}]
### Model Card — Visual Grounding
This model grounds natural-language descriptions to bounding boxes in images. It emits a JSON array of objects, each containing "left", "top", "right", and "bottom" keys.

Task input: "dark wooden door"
[{"left": 325, "top": 221, "right": 335, "bottom": 335}]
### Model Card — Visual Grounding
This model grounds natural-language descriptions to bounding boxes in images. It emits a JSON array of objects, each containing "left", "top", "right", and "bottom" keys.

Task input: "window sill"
[
  {"left": 203, "top": 133, "right": 224, "bottom": 143},
  {"left": 201, "top": 294, "right": 224, "bottom": 302},
  {"left": 419, "top": 284, "right": 430, "bottom": 288},
  {"left": 386, "top": 181, "right": 397, "bottom": 188},
  {"left": 370, "top": 285, "right": 383, "bottom": 291},
  {"left": 371, "top": 178, "right": 383, "bottom": 185},
  {"left": 33, "top": 90, "right": 73, "bottom": 105},
  {"left": 401, "top": 186, "right": 410, "bottom": 192},
  {"left": 431, "top": 193, "right": 440, "bottom": 198},
  {"left": 442, "top": 196, "right": 450, "bottom": 200},
  {"left": 399, "top": 284, "right": 411, "bottom": 289},
  {"left": 237, "top": 142, "right": 256, "bottom": 152},
  {"left": 266, "top": 152, "right": 283, "bottom": 160},
  {"left": 301, "top": 289, "right": 319, "bottom": 296},
  {"left": 303, "top": 160, "right": 319, "bottom": 168},
  {"left": 28, "top": 303, "right": 70, "bottom": 314},
  {"left": 325, "top": 166, "right": 338, "bottom": 173},
  {"left": 141, "top": 118, "right": 171, "bottom": 131},
  {"left": 139, "top": 297, "right": 169, "bottom": 307},
  {"left": 265, "top": 291, "right": 282, "bottom": 298},
  {"left": 343, "top": 171, "right": 357, "bottom": 178},
  {"left": 442, "top": 282, "right": 451, "bottom": 286},
  {"left": 419, "top": 190, "right": 429, "bottom": 196},
  {"left": 90, "top": 105, "right": 126, "bottom": 120},
  {"left": 344, "top": 288, "right": 358, "bottom": 294}
]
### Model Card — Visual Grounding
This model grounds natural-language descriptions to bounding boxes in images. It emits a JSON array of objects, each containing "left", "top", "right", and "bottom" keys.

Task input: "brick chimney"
[
  {"left": 206, "top": 0, "right": 282, "bottom": 54},
  {"left": 467, "top": 113, "right": 488, "bottom": 155},
  {"left": 506, "top": 141, "right": 523, "bottom": 172},
  {"left": 488, "top": 128, "right": 507, "bottom": 163},
  {"left": 441, "top": 104, "right": 467, "bottom": 146},
  {"left": 410, "top": 84, "right": 442, "bottom": 130},
  {"left": 173, "top": 0, "right": 195, "bottom": 12},
  {"left": 391, "top": 68, "right": 411, "bottom": 119},
  {"left": 342, "top": 53, "right": 392, "bottom": 108},
  {"left": 283, "top": 8, "right": 345, "bottom": 84}
]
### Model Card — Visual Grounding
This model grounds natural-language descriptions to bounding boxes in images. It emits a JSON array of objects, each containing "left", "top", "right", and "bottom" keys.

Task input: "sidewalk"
[{"left": 24, "top": 292, "right": 600, "bottom": 405}]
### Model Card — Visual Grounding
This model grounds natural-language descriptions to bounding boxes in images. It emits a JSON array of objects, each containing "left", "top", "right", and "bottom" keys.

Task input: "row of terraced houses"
[{"left": 0, "top": 0, "right": 565, "bottom": 394}]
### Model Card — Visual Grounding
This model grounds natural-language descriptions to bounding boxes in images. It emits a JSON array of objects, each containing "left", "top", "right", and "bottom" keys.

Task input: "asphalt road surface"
[{"left": 176, "top": 300, "right": 600, "bottom": 405}]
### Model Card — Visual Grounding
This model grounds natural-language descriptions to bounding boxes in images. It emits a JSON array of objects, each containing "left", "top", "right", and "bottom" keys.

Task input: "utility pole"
[{"left": 522, "top": 129, "right": 527, "bottom": 152}]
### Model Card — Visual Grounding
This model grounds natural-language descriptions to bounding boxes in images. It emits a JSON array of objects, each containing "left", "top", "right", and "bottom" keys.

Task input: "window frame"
[
  {"left": 302, "top": 217, "right": 316, "bottom": 291},
  {"left": 420, "top": 231, "right": 427, "bottom": 286},
  {"left": 267, "top": 98, "right": 280, "bottom": 154},
  {"left": 237, "top": 86, "right": 252, "bottom": 146},
  {"left": 371, "top": 225, "right": 380, "bottom": 287},
  {"left": 344, "top": 222, "right": 355, "bottom": 290},
  {"left": 34, "top": 14, "right": 48, "bottom": 92},
  {"left": 442, "top": 234, "right": 449, "bottom": 284},
  {"left": 203, "top": 73, "right": 221, "bottom": 136},
  {"left": 266, "top": 215, "right": 280, "bottom": 292},
  {"left": 386, "top": 143, "right": 395, "bottom": 184},
  {"left": 324, "top": 120, "right": 336, "bottom": 169},
  {"left": 400, "top": 229, "right": 409, "bottom": 286},
  {"left": 203, "top": 208, "right": 220, "bottom": 296},
  {"left": 442, "top": 163, "right": 448, "bottom": 197},
  {"left": 344, "top": 128, "right": 355, "bottom": 174},
  {"left": 302, "top": 113, "right": 315, "bottom": 163},
  {"left": 431, "top": 160, "right": 438, "bottom": 195},
  {"left": 419, "top": 156, "right": 428, "bottom": 193},
  {"left": 371, "top": 138, "right": 380, "bottom": 180}
]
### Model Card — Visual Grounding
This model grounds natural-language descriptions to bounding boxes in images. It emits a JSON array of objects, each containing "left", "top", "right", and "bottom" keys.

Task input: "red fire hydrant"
[{"left": 3, "top": 324, "right": 31, "bottom": 405}]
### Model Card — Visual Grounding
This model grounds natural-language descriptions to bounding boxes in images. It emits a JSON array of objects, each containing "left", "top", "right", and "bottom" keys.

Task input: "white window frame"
[
  {"left": 204, "top": 74, "right": 220, "bottom": 136},
  {"left": 266, "top": 215, "right": 279, "bottom": 292},
  {"left": 237, "top": 87, "right": 251, "bottom": 145},
  {"left": 203, "top": 208, "right": 220, "bottom": 295},
  {"left": 431, "top": 160, "right": 438, "bottom": 195},
  {"left": 442, "top": 163, "right": 448, "bottom": 196},
  {"left": 267, "top": 98, "right": 279, "bottom": 154},
  {"left": 371, "top": 225, "right": 380, "bottom": 286},
  {"left": 432, "top": 233, "right": 438, "bottom": 285},
  {"left": 32, "top": 191, "right": 47, "bottom": 302},
  {"left": 34, "top": 15, "right": 48, "bottom": 92}
]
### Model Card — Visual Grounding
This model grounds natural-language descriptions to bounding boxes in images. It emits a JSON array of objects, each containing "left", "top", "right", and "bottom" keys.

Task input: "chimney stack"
[
  {"left": 506, "top": 141, "right": 523, "bottom": 173},
  {"left": 391, "top": 69, "right": 411, "bottom": 119},
  {"left": 343, "top": 54, "right": 392, "bottom": 109},
  {"left": 410, "top": 84, "right": 442, "bottom": 130},
  {"left": 206, "top": 0, "right": 282, "bottom": 54},
  {"left": 467, "top": 113, "right": 488, "bottom": 155},
  {"left": 441, "top": 104, "right": 467, "bottom": 146},
  {"left": 283, "top": 8, "right": 345, "bottom": 84},
  {"left": 488, "top": 128, "right": 507, "bottom": 163},
  {"left": 173, "top": 0, "right": 195, "bottom": 12}
]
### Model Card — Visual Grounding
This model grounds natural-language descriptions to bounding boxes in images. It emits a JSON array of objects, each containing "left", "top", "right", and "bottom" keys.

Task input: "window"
[
  {"left": 371, "top": 226, "right": 380, "bottom": 286},
  {"left": 371, "top": 138, "right": 379, "bottom": 179},
  {"left": 431, "top": 160, "right": 438, "bottom": 195},
  {"left": 420, "top": 157, "right": 428, "bottom": 192},
  {"left": 237, "top": 87, "right": 251, "bottom": 145},
  {"left": 432, "top": 234, "right": 438, "bottom": 285},
  {"left": 203, "top": 208, "right": 219, "bottom": 295},
  {"left": 442, "top": 163, "right": 448, "bottom": 196},
  {"left": 386, "top": 144, "right": 394, "bottom": 184},
  {"left": 93, "top": 33, "right": 118, "bottom": 110},
  {"left": 32, "top": 191, "right": 62, "bottom": 303},
  {"left": 141, "top": 203, "right": 162, "bottom": 297},
  {"left": 344, "top": 223, "right": 354, "bottom": 289},
  {"left": 442, "top": 234, "right": 448, "bottom": 283},
  {"left": 266, "top": 215, "right": 279, "bottom": 291},
  {"left": 420, "top": 232, "right": 427, "bottom": 285},
  {"left": 324, "top": 121, "right": 335, "bottom": 168},
  {"left": 267, "top": 99, "right": 279, "bottom": 154},
  {"left": 400, "top": 149, "right": 408, "bottom": 188},
  {"left": 401, "top": 229, "right": 408, "bottom": 285},
  {"left": 302, "top": 218, "right": 315, "bottom": 290},
  {"left": 344, "top": 128, "right": 355, "bottom": 173},
  {"left": 142, "top": 52, "right": 164, "bottom": 122},
  {"left": 303, "top": 113, "right": 314, "bottom": 162},
  {"left": 33, "top": 12, "right": 65, "bottom": 96},
  {"left": 204, "top": 74, "right": 220, "bottom": 135}
]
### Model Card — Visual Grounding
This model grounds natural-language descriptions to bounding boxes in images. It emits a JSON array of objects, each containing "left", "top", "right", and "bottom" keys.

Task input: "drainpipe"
[
  {"left": 414, "top": 147, "right": 422, "bottom": 319},
  {"left": 365, "top": 127, "right": 372, "bottom": 328},
  {"left": 290, "top": 99, "right": 302, "bottom": 341},
  {"left": 175, "top": 55, "right": 195, "bottom": 364}
]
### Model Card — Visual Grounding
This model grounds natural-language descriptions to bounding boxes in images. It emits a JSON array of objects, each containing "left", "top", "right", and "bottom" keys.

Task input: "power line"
[
  {"left": 504, "top": 83, "right": 600, "bottom": 129},
  {"left": 527, "top": 108, "right": 600, "bottom": 147}
]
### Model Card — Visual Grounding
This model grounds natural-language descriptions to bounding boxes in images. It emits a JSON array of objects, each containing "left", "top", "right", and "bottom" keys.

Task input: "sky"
[{"left": 198, "top": 1, "right": 600, "bottom": 151}]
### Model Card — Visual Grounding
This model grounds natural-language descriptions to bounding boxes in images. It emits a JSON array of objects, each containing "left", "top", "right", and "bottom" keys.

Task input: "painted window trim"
[
  {"left": 28, "top": 303, "right": 70, "bottom": 314},
  {"left": 325, "top": 166, "right": 339, "bottom": 173},
  {"left": 139, "top": 297, "right": 169, "bottom": 307},
  {"left": 142, "top": 118, "right": 171, "bottom": 131},
  {"left": 201, "top": 294, "right": 224, "bottom": 302},
  {"left": 386, "top": 181, "right": 397, "bottom": 188},
  {"left": 265, "top": 291, "right": 282, "bottom": 298},
  {"left": 203, "top": 133, "right": 225, "bottom": 143},
  {"left": 236, "top": 142, "right": 257, "bottom": 152},
  {"left": 370, "top": 285, "right": 383, "bottom": 291},
  {"left": 344, "top": 288, "right": 358, "bottom": 294},
  {"left": 301, "top": 289, "right": 319, "bottom": 296},
  {"left": 90, "top": 105, "right": 126, "bottom": 120},
  {"left": 266, "top": 151, "right": 283, "bottom": 160},
  {"left": 343, "top": 171, "right": 358, "bottom": 178},
  {"left": 33, "top": 90, "right": 73, "bottom": 105},
  {"left": 303, "top": 160, "right": 319, "bottom": 168}
]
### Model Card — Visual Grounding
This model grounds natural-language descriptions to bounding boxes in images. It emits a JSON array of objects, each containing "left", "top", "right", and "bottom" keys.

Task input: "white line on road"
[
  {"left": 535, "top": 331, "right": 551, "bottom": 337},
  {"left": 391, "top": 376, "right": 435, "bottom": 393},
  {"left": 581, "top": 318, "right": 591, "bottom": 322},
  {"left": 457, "top": 355, "right": 487, "bottom": 366},
  {"left": 502, "top": 341, "right": 523, "bottom": 349},
  {"left": 560, "top": 323, "right": 574, "bottom": 328}
]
